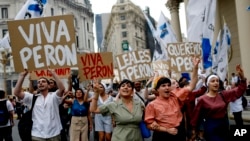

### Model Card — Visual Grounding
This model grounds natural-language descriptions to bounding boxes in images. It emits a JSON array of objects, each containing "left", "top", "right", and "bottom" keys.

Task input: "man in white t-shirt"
[
  {"left": 0, "top": 89, "right": 14, "bottom": 141},
  {"left": 14, "top": 69, "right": 65, "bottom": 141}
]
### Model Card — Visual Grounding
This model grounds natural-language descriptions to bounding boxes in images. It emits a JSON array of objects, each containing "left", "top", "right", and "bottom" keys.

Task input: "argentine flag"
[{"left": 0, "top": 0, "right": 47, "bottom": 49}]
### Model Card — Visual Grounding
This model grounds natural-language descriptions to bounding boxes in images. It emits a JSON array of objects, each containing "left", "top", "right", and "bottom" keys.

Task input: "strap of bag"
[
  {"left": 135, "top": 92, "right": 145, "bottom": 104},
  {"left": 30, "top": 95, "right": 38, "bottom": 112}
]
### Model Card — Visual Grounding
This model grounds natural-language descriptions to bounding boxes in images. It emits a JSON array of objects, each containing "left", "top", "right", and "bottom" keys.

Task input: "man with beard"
[{"left": 14, "top": 69, "right": 65, "bottom": 141}]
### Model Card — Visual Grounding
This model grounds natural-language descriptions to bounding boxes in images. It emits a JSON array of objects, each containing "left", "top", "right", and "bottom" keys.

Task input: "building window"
[
  {"left": 120, "top": 7, "right": 125, "bottom": 10},
  {"left": 88, "top": 39, "right": 91, "bottom": 49},
  {"left": 120, "top": 15, "right": 126, "bottom": 20},
  {"left": 87, "top": 22, "right": 89, "bottom": 32},
  {"left": 61, "top": 8, "right": 65, "bottom": 14},
  {"left": 120, "top": 0, "right": 124, "bottom": 3},
  {"left": 121, "top": 24, "right": 126, "bottom": 29},
  {"left": 135, "top": 32, "right": 138, "bottom": 37},
  {"left": 122, "top": 32, "right": 127, "bottom": 38},
  {"left": 76, "top": 36, "right": 79, "bottom": 48},
  {"left": 136, "top": 41, "right": 139, "bottom": 47},
  {"left": 51, "top": 8, "right": 54, "bottom": 16},
  {"left": 1, "top": 8, "right": 8, "bottom": 19},
  {"left": 2, "top": 29, "right": 8, "bottom": 37}
]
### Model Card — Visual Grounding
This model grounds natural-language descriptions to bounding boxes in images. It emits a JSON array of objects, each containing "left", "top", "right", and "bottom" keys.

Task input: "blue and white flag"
[
  {"left": 0, "top": 0, "right": 47, "bottom": 49},
  {"left": 186, "top": 0, "right": 206, "bottom": 42},
  {"left": 212, "top": 30, "right": 221, "bottom": 73},
  {"left": 155, "top": 12, "right": 177, "bottom": 48},
  {"left": 187, "top": 0, "right": 217, "bottom": 71},
  {"left": 201, "top": 0, "right": 216, "bottom": 70},
  {"left": 143, "top": 12, "right": 168, "bottom": 61},
  {"left": 217, "top": 23, "right": 231, "bottom": 81}
]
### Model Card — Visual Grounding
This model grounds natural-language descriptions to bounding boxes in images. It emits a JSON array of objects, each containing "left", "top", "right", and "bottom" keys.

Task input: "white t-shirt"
[
  {"left": 23, "top": 92, "right": 62, "bottom": 138},
  {"left": 0, "top": 99, "right": 13, "bottom": 128},
  {"left": 229, "top": 97, "right": 243, "bottom": 113}
]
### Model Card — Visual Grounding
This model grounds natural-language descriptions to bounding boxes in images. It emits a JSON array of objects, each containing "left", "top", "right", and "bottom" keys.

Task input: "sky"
[{"left": 90, "top": 0, "right": 187, "bottom": 50}]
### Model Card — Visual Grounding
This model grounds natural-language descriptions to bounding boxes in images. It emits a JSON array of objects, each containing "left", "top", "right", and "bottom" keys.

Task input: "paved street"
[{"left": 11, "top": 116, "right": 250, "bottom": 141}]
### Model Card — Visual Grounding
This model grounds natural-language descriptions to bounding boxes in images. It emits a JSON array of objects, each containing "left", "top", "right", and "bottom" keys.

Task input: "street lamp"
[{"left": 0, "top": 48, "right": 12, "bottom": 97}]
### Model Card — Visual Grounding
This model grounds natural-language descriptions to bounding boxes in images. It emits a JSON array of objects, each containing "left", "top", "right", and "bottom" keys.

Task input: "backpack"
[
  {"left": 0, "top": 100, "right": 9, "bottom": 126},
  {"left": 18, "top": 95, "right": 37, "bottom": 141},
  {"left": 242, "top": 96, "right": 248, "bottom": 109}
]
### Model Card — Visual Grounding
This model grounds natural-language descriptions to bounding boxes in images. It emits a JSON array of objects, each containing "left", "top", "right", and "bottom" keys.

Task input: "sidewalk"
[
  {"left": 229, "top": 96, "right": 250, "bottom": 122},
  {"left": 229, "top": 109, "right": 250, "bottom": 122}
]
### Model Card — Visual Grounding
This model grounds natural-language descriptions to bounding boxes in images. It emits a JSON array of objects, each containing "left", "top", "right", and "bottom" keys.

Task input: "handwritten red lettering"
[
  {"left": 80, "top": 53, "right": 104, "bottom": 66},
  {"left": 82, "top": 63, "right": 113, "bottom": 79}
]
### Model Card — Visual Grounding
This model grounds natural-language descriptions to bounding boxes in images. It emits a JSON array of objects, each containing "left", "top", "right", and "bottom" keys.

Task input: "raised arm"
[
  {"left": 223, "top": 64, "right": 247, "bottom": 102},
  {"left": 48, "top": 69, "right": 65, "bottom": 97},
  {"left": 89, "top": 79, "right": 101, "bottom": 113},
  {"left": 187, "top": 57, "right": 200, "bottom": 91},
  {"left": 67, "top": 74, "right": 73, "bottom": 91},
  {"left": 14, "top": 70, "right": 29, "bottom": 99}
]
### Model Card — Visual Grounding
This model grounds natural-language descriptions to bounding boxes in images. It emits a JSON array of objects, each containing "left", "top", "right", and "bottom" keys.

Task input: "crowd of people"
[{"left": 0, "top": 59, "right": 249, "bottom": 141}]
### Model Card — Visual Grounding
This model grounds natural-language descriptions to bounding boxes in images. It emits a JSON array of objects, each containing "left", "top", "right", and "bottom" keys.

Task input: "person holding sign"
[
  {"left": 14, "top": 69, "right": 65, "bottom": 141},
  {"left": 90, "top": 79, "right": 144, "bottom": 141},
  {"left": 144, "top": 57, "right": 200, "bottom": 141},
  {"left": 190, "top": 64, "right": 247, "bottom": 141}
]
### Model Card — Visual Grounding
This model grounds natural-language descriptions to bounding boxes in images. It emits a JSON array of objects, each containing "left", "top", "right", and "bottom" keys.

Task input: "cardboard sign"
[
  {"left": 151, "top": 61, "right": 170, "bottom": 77},
  {"left": 8, "top": 15, "right": 77, "bottom": 72},
  {"left": 116, "top": 50, "right": 153, "bottom": 81},
  {"left": 167, "top": 42, "right": 202, "bottom": 72},
  {"left": 30, "top": 68, "right": 71, "bottom": 80},
  {"left": 77, "top": 52, "right": 114, "bottom": 80}
]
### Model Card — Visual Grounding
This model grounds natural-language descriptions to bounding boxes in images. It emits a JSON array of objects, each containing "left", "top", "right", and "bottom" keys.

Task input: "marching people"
[
  {"left": 90, "top": 79, "right": 144, "bottom": 141},
  {"left": 229, "top": 82, "right": 244, "bottom": 127},
  {"left": 144, "top": 57, "right": 200, "bottom": 141},
  {"left": 0, "top": 89, "right": 14, "bottom": 141},
  {"left": 64, "top": 88, "right": 92, "bottom": 141},
  {"left": 14, "top": 69, "right": 65, "bottom": 141},
  {"left": 190, "top": 64, "right": 247, "bottom": 141},
  {"left": 94, "top": 82, "right": 114, "bottom": 141}
]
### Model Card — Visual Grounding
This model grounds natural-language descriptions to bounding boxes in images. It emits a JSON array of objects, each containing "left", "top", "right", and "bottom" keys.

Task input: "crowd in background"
[{"left": 0, "top": 60, "right": 249, "bottom": 141}]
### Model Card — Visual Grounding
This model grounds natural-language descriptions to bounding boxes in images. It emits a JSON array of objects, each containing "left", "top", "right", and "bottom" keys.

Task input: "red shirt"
[
  {"left": 191, "top": 80, "right": 247, "bottom": 128},
  {"left": 145, "top": 87, "right": 190, "bottom": 128}
]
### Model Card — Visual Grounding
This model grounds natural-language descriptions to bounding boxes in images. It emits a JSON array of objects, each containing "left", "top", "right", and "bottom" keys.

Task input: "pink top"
[
  {"left": 144, "top": 87, "right": 190, "bottom": 128},
  {"left": 191, "top": 79, "right": 247, "bottom": 128}
]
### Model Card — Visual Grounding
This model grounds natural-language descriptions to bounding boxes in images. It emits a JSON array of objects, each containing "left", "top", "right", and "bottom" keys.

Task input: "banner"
[
  {"left": 77, "top": 52, "right": 114, "bottom": 81},
  {"left": 217, "top": 23, "right": 231, "bottom": 81},
  {"left": 30, "top": 68, "right": 71, "bottom": 80},
  {"left": 0, "top": 0, "right": 47, "bottom": 49},
  {"left": 8, "top": 15, "right": 77, "bottom": 72},
  {"left": 167, "top": 42, "right": 202, "bottom": 72},
  {"left": 116, "top": 50, "right": 153, "bottom": 81}
]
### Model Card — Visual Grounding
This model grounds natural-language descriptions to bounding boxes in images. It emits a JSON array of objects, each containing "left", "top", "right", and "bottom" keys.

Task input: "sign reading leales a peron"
[
  {"left": 8, "top": 15, "right": 77, "bottom": 72},
  {"left": 115, "top": 50, "right": 154, "bottom": 82}
]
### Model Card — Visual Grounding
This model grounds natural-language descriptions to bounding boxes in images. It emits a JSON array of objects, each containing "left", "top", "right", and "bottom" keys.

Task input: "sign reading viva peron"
[{"left": 8, "top": 15, "right": 77, "bottom": 72}]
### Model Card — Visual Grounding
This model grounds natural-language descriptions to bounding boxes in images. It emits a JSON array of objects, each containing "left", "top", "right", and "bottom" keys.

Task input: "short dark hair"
[
  {"left": 0, "top": 90, "right": 5, "bottom": 98},
  {"left": 74, "top": 88, "right": 85, "bottom": 99},
  {"left": 155, "top": 77, "right": 171, "bottom": 90},
  {"left": 38, "top": 77, "right": 50, "bottom": 84},
  {"left": 178, "top": 77, "right": 190, "bottom": 88},
  {"left": 118, "top": 79, "right": 134, "bottom": 89}
]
